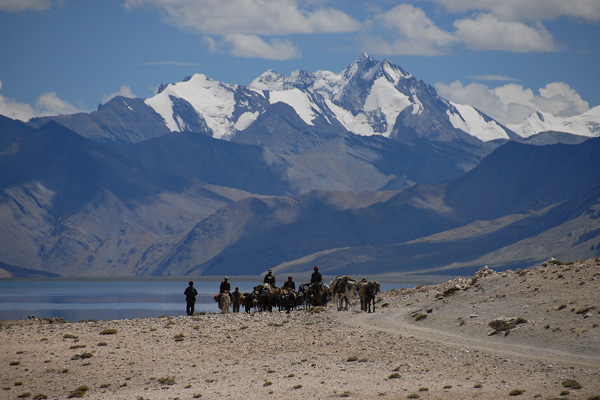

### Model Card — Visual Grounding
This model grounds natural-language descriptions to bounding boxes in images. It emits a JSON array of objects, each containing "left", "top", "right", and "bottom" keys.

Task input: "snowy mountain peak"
[
  {"left": 508, "top": 105, "right": 600, "bottom": 138},
  {"left": 143, "top": 55, "right": 516, "bottom": 143}
]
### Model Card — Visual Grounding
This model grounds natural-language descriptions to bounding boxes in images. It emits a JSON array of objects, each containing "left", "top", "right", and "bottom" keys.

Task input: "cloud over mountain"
[{"left": 436, "top": 80, "right": 590, "bottom": 125}]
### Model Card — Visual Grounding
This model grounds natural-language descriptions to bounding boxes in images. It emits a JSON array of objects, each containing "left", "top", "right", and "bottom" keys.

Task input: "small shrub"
[
  {"left": 10, "top": 361, "right": 21, "bottom": 366},
  {"left": 474, "top": 383, "right": 483, "bottom": 388},
  {"left": 562, "top": 379, "right": 582, "bottom": 389},
  {"left": 63, "top": 334, "right": 78, "bottom": 339},
  {"left": 388, "top": 372, "right": 401, "bottom": 379},
  {"left": 193, "top": 394, "right": 202, "bottom": 399},
  {"left": 99, "top": 328, "right": 118, "bottom": 335},
  {"left": 99, "top": 383, "right": 111, "bottom": 388},
  {"left": 587, "top": 396, "right": 600, "bottom": 400},
  {"left": 340, "top": 391, "right": 351, "bottom": 397},
  {"left": 263, "top": 381, "right": 272, "bottom": 386},
  {"left": 33, "top": 395, "right": 48, "bottom": 400},
  {"left": 346, "top": 356, "right": 358, "bottom": 362},
  {"left": 158, "top": 376, "right": 176, "bottom": 385},
  {"left": 509, "top": 389, "right": 524, "bottom": 396},
  {"left": 174, "top": 333, "right": 185, "bottom": 342},
  {"left": 407, "top": 394, "right": 420, "bottom": 399},
  {"left": 293, "top": 384, "right": 302, "bottom": 389},
  {"left": 17, "top": 393, "right": 31, "bottom": 398},
  {"left": 419, "top": 387, "right": 429, "bottom": 391},
  {"left": 576, "top": 306, "right": 595, "bottom": 315},
  {"left": 71, "top": 352, "right": 93, "bottom": 360},
  {"left": 97, "top": 342, "right": 107, "bottom": 346},
  {"left": 413, "top": 313, "right": 427, "bottom": 321},
  {"left": 443, "top": 385, "right": 452, "bottom": 389},
  {"left": 67, "top": 386, "right": 89, "bottom": 398}
]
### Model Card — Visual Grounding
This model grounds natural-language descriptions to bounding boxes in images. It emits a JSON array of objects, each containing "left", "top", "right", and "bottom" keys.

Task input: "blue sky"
[{"left": 0, "top": 0, "right": 598, "bottom": 126}]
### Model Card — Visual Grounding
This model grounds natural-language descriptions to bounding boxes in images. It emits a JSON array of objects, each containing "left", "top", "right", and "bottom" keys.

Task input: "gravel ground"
[{"left": 1, "top": 258, "right": 599, "bottom": 399}]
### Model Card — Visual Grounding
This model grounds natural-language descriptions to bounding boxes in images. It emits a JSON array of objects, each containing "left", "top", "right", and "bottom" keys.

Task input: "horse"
[
  {"left": 240, "top": 292, "right": 255, "bottom": 313},
  {"left": 216, "top": 291, "right": 232, "bottom": 312},
  {"left": 364, "top": 281, "right": 380, "bottom": 313},
  {"left": 298, "top": 283, "right": 311, "bottom": 307},
  {"left": 254, "top": 283, "right": 278, "bottom": 312},
  {"left": 308, "top": 282, "right": 329, "bottom": 307},
  {"left": 278, "top": 288, "right": 297, "bottom": 313},
  {"left": 330, "top": 275, "right": 358, "bottom": 311}
]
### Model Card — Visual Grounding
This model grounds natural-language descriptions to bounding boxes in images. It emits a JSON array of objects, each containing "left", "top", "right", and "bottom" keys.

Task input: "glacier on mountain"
[
  {"left": 508, "top": 105, "right": 600, "bottom": 138},
  {"left": 144, "top": 55, "right": 518, "bottom": 143}
]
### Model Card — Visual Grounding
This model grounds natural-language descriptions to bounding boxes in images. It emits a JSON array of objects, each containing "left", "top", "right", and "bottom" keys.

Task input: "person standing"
[
  {"left": 184, "top": 281, "right": 198, "bottom": 316},
  {"left": 231, "top": 287, "right": 241, "bottom": 313}
]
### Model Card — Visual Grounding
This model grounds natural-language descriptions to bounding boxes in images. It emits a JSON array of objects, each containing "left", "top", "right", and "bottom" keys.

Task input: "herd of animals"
[{"left": 214, "top": 275, "right": 381, "bottom": 314}]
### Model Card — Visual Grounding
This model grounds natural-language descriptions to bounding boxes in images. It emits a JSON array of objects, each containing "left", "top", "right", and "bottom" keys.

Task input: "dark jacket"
[
  {"left": 184, "top": 286, "right": 198, "bottom": 302},
  {"left": 220, "top": 281, "right": 231, "bottom": 293},
  {"left": 264, "top": 273, "right": 276, "bottom": 286},
  {"left": 283, "top": 279, "right": 296, "bottom": 291},
  {"left": 311, "top": 271, "right": 322, "bottom": 284}
]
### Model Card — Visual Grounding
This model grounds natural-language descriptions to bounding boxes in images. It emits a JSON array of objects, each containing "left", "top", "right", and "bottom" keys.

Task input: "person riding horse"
[
  {"left": 264, "top": 269, "right": 276, "bottom": 286},
  {"left": 311, "top": 266, "right": 322, "bottom": 285}
]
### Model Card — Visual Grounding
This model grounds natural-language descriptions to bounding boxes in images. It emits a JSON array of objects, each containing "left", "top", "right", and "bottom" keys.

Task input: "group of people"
[
  {"left": 183, "top": 266, "right": 324, "bottom": 315},
  {"left": 263, "top": 265, "right": 323, "bottom": 290}
]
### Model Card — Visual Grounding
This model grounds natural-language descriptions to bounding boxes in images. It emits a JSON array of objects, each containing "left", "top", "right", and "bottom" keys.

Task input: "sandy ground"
[{"left": 1, "top": 258, "right": 599, "bottom": 400}]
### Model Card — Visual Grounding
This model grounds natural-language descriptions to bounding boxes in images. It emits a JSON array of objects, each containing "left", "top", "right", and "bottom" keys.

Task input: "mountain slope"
[{"left": 154, "top": 139, "right": 600, "bottom": 277}]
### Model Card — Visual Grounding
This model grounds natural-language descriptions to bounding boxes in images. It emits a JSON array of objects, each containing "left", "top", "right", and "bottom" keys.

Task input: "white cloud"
[
  {"left": 0, "top": 84, "right": 85, "bottom": 122},
  {"left": 435, "top": 80, "right": 590, "bottom": 125},
  {"left": 0, "top": 94, "right": 36, "bottom": 121},
  {"left": 124, "top": 0, "right": 359, "bottom": 59},
  {"left": 362, "top": 4, "right": 455, "bottom": 55},
  {"left": 0, "top": 0, "right": 63, "bottom": 13},
  {"left": 428, "top": 0, "right": 600, "bottom": 22},
  {"left": 223, "top": 34, "right": 301, "bottom": 60},
  {"left": 454, "top": 14, "right": 556, "bottom": 52},
  {"left": 124, "top": 0, "right": 360, "bottom": 35},
  {"left": 36, "top": 92, "right": 82, "bottom": 115},
  {"left": 101, "top": 85, "right": 136, "bottom": 104}
]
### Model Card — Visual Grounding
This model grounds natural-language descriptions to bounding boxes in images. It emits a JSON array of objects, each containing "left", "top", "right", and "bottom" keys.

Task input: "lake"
[{"left": 0, "top": 279, "right": 411, "bottom": 322}]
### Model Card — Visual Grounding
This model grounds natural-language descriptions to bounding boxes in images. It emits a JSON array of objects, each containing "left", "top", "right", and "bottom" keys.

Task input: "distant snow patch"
[
  {"left": 448, "top": 102, "right": 510, "bottom": 141},
  {"left": 269, "top": 89, "right": 318, "bottom": 126},
  {"left": 234, "top": 111, "right": 259, "bottom": 131}
]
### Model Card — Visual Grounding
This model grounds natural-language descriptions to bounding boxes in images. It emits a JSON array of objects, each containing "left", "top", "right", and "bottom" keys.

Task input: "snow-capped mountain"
[
  {"left": 508, "top": 105, "right": 600, "bottom": 138},
  {"left": 145, "top": 74, "right": 269, "bottom": 139},
  {"left": 141, "top": 54, "right": 514, "bottom": 145},
  {"left": 249, "top": 54, "right": 512, "bottom": 142}
]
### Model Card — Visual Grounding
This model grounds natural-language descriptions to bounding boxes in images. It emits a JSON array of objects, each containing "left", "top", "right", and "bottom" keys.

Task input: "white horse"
[
  {"left": 330, "top": 276, "right": 358, "bottom": 311},
  {"left": 218, "top": 292, "right": 232, "bottom": 313}
]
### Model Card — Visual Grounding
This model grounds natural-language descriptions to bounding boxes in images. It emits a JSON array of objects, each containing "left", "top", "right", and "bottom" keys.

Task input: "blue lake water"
[{"left": 0, "top": 279, "right": 410, "bottom": 322}]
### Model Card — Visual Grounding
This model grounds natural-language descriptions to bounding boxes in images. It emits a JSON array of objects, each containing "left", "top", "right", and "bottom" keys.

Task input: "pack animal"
[
  {"left": 217, "top": 292, "right": 232, "bottom": 313},
  {"left": 330, "top": 276, "right": 358, "bottom": 311},
  {"left": 363, "top": 281, "right": 380, "bottom": 313}
]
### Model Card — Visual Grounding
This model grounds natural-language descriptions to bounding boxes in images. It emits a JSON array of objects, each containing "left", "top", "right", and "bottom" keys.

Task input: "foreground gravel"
[{"left": 2, "top": 258, "right": 599, "bottom": 399}]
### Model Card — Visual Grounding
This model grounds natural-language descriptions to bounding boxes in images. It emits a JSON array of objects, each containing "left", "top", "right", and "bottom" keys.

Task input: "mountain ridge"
[{"left": 1, "top": 55, "right": 599, "bottom": 278}]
